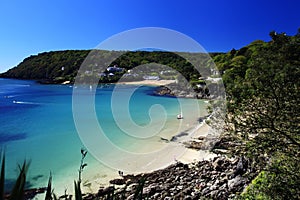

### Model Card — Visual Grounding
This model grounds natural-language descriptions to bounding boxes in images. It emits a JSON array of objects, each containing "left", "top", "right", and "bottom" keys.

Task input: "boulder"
[
  {"left": 234, "top": 157, "right": 248, "bottom": 176},
  {"left": 228, "top": 175, "right": 246, "bottom": 191},
  {"left": 110, "top": 178, "right": 126, "bottom": 185}
]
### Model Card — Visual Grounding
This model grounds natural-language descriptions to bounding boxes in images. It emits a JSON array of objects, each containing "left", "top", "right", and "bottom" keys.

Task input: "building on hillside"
[{"left": 107, "top": 65, "right": 124, "bottom": 73}]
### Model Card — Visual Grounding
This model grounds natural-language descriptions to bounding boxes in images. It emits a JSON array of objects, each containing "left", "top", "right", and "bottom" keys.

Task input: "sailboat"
[{"left": 177, "top": 112, "right": 183, "bottom": 119}]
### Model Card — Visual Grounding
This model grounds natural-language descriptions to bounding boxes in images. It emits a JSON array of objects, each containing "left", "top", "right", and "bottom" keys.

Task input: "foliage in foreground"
[
  {"left": 0, "top": 151, "right": 31, "bottom": 200},
  {"left": 0, "top": 149, "right": 83, "bottom": 200},
  {"left": 240, "top": 153, "right": 300, "bottom": 200}
]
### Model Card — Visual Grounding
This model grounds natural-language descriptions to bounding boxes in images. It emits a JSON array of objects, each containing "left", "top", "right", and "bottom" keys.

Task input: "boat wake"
[
  {"left": 14, "top": 84, "right": 31, "bottom": 87},
  {"left": 12, "top": 100, "right": 40, "bottom": 105}
]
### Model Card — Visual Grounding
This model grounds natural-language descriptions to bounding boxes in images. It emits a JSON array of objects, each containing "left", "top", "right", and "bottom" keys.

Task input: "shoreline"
[
  {"left": 51, "top": 98, "right": 213, "bottom": 197},
  {"left": 79, "top": 117, "right": 215, "bottom": 195},
  {"left": 33, "top": 120, "right": 215, "bottom": 199},
  {"left": 0, "top": 77, "right": 175, "bottom": 86},
  {"left": 116, "top": 79, "right": 176, "bottom": 86}
]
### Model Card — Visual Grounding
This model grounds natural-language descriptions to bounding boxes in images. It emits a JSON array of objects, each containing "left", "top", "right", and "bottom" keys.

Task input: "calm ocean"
[{"left": 0, "top": 78, "right": 206, "bottom": 194}]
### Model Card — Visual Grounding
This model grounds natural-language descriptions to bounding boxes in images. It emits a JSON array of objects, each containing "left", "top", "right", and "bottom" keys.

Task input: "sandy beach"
[
  {"left": 177, "top": 123, "right": 216, "bottom": 163},
  {"left": 117, "top": 79, "right": 176, "bottom": 86}
]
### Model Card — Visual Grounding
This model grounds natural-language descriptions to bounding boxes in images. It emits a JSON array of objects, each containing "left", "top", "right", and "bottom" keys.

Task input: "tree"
[{"left": 224, "top": 30, "right": 300, "bottom": 198}]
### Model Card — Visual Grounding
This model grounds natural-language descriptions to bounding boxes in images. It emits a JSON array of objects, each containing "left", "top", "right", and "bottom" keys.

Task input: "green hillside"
[
  {"left": 0, "top": 50, "right": 90, "bottom": 82},
  {"left": 0, "top": 50, "right": 218, "bottom": 84}
]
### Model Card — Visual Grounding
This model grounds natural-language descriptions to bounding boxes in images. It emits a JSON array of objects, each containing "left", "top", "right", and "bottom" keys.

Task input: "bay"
[{"left": 0, "top": 78, "right": 206, "bottom": 194}]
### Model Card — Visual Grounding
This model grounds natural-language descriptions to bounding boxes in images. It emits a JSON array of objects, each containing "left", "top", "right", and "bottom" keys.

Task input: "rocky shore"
[
  {"left": 154, "top": 84, "right": 210, "bottom": 99},
  {"left": 81, "top": 156, "right": 255, "bottom": 200}
]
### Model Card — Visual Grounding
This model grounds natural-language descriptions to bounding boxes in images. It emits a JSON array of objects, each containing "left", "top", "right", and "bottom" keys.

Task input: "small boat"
[{"left": 177, "top": 113, "right": 183, "bottom": 119}]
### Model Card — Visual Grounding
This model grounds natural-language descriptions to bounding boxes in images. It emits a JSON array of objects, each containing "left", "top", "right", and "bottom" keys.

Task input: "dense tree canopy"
[
  {"left": 0, "top": 50, "right": 216, "bottom": 84},
  {"left": 1, "top": 50, "right": 90, "bottom": 80},
  {"left": 221, "top": 30, "right": 300, "bottom": 199}
]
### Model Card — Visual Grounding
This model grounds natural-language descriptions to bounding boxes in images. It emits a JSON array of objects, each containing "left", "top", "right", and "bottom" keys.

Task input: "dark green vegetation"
[
  {"left": 0, "top": 50, "right": 89, "bottom": 81},
  {"left": 1, "top": 29, "right": 299, "bottom": 199},
  {"left": 217, "top": 29, "right": 300, "bottom": 199},
  {"left": 0, "top": 50, "right": 216, "bottom": 85}
]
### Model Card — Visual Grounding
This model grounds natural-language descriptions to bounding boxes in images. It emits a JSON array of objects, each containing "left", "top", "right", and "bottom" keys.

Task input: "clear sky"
[{"left": 0, "top": 0, "right": 299, "bottom": 72}]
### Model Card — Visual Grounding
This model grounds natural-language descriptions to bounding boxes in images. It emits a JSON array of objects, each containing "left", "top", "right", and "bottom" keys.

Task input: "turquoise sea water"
[{"left": 0, "top": 78, "right": 206, "bottom": 194}]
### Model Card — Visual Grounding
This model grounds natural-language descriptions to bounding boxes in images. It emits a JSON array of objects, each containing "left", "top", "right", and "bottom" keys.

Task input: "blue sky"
[{"left": 0, "top": 0, "right": 299, "bottom": 72}]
